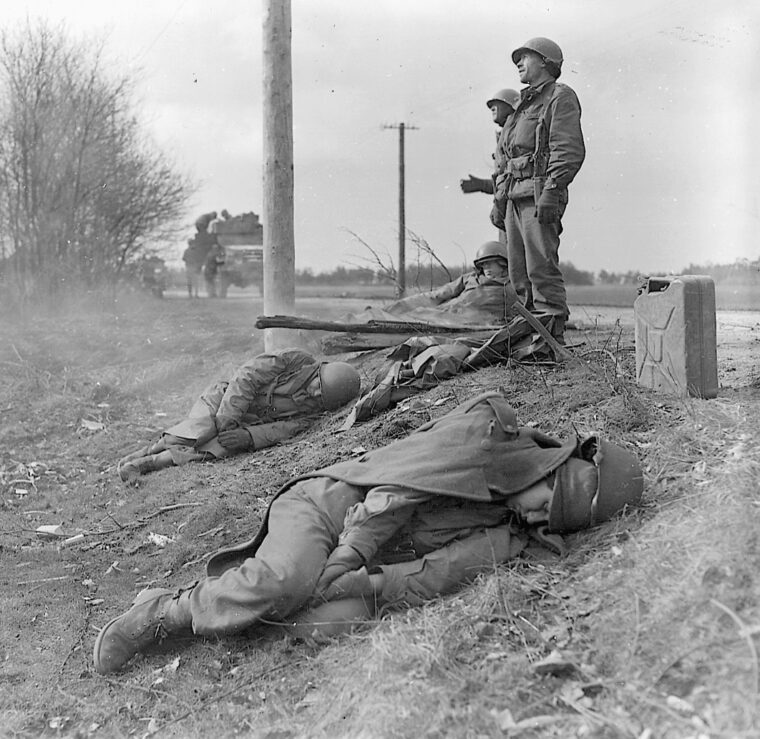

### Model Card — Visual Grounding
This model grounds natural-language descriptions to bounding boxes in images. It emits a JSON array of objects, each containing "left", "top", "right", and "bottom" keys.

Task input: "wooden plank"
[{"left": 255, "top": 314, "right": 501, "bottom": 334}]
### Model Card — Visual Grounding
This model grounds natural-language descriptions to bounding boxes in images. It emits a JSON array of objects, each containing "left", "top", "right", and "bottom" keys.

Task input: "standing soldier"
[
  {"left": 460, "top": 88, "right": 520, "bottom": 242},
  {"left": 499, "top": 38, "right": 585, "bottom": 344},
  {"left": 182, "top": 242, "right": 204, "bottom": 299},
  {"left": 203, "top": 242, "right": 225, "bottom": 298}
]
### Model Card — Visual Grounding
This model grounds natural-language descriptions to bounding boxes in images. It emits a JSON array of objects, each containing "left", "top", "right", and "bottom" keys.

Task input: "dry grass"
[{"left": 1, "top": 291, "right": 759, "bottom": 738}]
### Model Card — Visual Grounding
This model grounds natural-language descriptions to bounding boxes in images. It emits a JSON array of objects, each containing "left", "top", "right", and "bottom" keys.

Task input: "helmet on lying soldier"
[
  {"left": 548, "top": 436, "right": 644, "bottom": 533},
  {"left": 318, "top": 362, "right": 361, "bottom": 411},
  {"left": 473, "top": 241, "right": 509, "bottom": 270}
]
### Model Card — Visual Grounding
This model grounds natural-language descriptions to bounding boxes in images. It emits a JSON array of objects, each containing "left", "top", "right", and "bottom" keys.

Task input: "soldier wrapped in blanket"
[{"left": 95, "top": 392, "right": 643, "bottom": 674}]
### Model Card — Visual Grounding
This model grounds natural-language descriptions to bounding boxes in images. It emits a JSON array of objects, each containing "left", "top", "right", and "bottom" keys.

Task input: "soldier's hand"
[
  {"left": 217, "top": 428, "right": 253, "bottom": 451},
  {"left": 214, "top": 414, "right": 238, "bottom": 433},
  {"left": 536, "top": 188, "right": 560, "bottom": 224},
  {"left": 322, "top": 567, "right": 374, "bottom": 601},
  {"left": 460, "top": 174, "right": 487, "bottom": 194},
  {"left": 312, "top": 545, "right": 364, "bottom": 605}
]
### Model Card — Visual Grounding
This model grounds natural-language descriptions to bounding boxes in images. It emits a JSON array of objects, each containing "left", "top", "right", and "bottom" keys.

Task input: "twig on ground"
[
  {"left": 17, "top": 575, "right": 70, "bottom": 586},
  {"left": 79, "top": 503, "right": 207, "bottom": 539}
]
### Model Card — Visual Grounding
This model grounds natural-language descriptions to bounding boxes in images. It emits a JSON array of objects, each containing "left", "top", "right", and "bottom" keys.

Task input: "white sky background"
[{"left": 6, "top": 0, "right": 759, "bottom": 275}]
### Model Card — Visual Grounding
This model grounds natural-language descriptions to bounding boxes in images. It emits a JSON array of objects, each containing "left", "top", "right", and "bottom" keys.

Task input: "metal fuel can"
[{"left": 634, "top": 275, "right": 718, "bottom": 399}]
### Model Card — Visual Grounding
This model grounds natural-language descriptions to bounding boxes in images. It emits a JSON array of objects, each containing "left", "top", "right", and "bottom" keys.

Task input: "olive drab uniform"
[
  {"left": 501, "top": 80, "right": 585, "bottom": 322},
  {"left": 161, "top": 349, "right": 324, "bottom": 463},
  {"left": 385, "top": 270, "right": 519, "bottom": 325},
  {"left": 491, "top": 125, "right": 510, "bottom": 238},
  {"left": 185, "top": 393, "right": 579, "bottom": 634}
]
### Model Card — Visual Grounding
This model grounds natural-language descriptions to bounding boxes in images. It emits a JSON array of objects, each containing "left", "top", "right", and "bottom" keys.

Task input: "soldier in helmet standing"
[
  {"left": 116, "top": 349, "right": 361, "bottom": 482},
  {"left": 499, "top": 38, "right": 586, "bottom": 343},
  {"left": 460, "top": 88, "right": 520, "bottom": 241}
]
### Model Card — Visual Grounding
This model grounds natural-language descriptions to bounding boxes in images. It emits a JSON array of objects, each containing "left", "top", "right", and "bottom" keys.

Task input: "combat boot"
[
  {"left": 93, "top": 587, "right": 194, "bottom": 674},
  {"left": 117, "top": 442, "right": 155, "bottom": 467},
  {"left": 550, "top": 316, "right": 566, "bottom": 346},
  {"left": 118, "top": 451, "right": 174, "bottom": 483}
]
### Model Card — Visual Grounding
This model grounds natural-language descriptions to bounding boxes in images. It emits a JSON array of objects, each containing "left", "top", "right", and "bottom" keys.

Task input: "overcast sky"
[{"left": 7, "top": 0, "right": 759, "bottom": 275}]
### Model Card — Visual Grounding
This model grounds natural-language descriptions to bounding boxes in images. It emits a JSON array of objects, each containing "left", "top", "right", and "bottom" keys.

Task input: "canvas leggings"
[
  {"left": 187, "top": 478, "right": 364, "bottom": 635},
  {"left": 505, "top": 197, "right": 568, "bottom": 319}
]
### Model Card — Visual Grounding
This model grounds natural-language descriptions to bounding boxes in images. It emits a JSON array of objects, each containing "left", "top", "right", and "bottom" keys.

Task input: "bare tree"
[{"left": 0, "top": 20, "right": 194, "bottom": 300}]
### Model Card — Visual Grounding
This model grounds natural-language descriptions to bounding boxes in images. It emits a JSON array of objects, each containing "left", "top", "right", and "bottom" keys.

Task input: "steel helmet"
[
  {"left": 486, "top": 88, "right": 520, "bottom": 110},
  {"left": 473, "top": 241, "right": 509, "bottom": 269},
  {"left": 318, "top": 362, "right": 361, "bottom": 411},
  {"left": 511, "top": 37, "right": 563, "bottom": 77},
  {"left": 548, "top": 436, "right": 644, "bottom": 532}
]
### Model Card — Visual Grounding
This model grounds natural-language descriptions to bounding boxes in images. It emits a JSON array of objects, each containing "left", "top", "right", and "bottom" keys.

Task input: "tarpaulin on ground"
[{"left": 339, "top": 313, "right": 555, "bottom": 429}]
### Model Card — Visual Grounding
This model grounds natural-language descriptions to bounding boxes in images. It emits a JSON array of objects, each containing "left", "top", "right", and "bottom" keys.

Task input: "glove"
[
  {"left": 536, "top": 187, "right": 560, "bottom": 224},
  {"left": 312, "top": 545, "right": 364, "bottom": 604},
  {"left": 490, "top": 200, "right": 506, "bottom": 230},
  {"left": 321, "top": 567, "right": 374, "bottom": 601},
  {"left": 217, "top": 428, "right": 253, "bottom": 451},
  {"left": 214, "top": 414, "right": 238, "bottom": 433},
  {"left": 460, "top": 174, "right": 489, "bottom": 194}
]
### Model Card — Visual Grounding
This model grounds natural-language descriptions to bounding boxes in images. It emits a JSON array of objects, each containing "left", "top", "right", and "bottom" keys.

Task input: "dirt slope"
[{"left": 1, "top": 293, "right": 758, "bottom": 738}]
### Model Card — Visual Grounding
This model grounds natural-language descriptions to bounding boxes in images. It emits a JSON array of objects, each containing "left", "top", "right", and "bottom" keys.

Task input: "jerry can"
[{"left": 634, "top": 275, "right": 718, "bottom": 399}]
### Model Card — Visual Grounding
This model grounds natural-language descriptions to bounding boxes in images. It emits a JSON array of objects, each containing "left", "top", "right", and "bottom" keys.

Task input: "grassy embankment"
[{"left": 0, "top": 289, "right": 758, "bottom": 737}]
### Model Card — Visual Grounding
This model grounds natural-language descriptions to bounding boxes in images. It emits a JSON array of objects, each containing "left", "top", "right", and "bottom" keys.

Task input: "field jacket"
[
  {"left": 206, "top": 392, "right": 579, "bottom": 575},
  {"left": 387, "top": 271, "right": 519, "bottom": 323},
  {"left": 501, "top": 80, "right": 585, "bottom": 201},
  {"left": 164, "top": 349, "right": 322, "bottom": 457}
]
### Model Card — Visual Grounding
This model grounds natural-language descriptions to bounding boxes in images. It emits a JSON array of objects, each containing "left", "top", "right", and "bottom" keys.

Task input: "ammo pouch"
[
  {"left": 506, "top": 155, "right": 534, "bottom": 180},
  {"left": 506, "top": 155, "right": 536, "bottom": 200}
]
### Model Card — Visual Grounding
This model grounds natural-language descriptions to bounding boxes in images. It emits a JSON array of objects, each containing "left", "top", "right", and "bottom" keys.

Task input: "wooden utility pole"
[
  {"left": 383, "top": 122, "right": 418, "bottom": 298},
  {"left": 262, "top": 0, "right": 296, "bottom": 351}
]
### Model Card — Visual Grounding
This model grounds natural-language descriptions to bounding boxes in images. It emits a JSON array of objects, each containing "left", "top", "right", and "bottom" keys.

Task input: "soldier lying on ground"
[
  {"left": 385, "top": 241, "right": 519, "bottom": 323},
  {"left": 117, "top": 348, "right": 361, "bottom": 483},
  {"left": 94, "top": 391, "right": 643, "bottom": 674},
  {"left": 346, "top": 241, "right": 521, "bottom": 329}
]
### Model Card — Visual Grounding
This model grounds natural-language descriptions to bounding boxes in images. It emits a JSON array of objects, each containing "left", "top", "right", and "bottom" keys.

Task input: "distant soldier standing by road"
[
  {"left": 203, "top": 242, "right": 225, "bottom": 298},
  {"left": 498, "top": 38, "right": 585, "bottom": 344},
  {"left": 460, "top": 88, "right": 520, "bottom": 242},
  {"left": 182, "top": 242, "right": 205, "bottom": 299}
]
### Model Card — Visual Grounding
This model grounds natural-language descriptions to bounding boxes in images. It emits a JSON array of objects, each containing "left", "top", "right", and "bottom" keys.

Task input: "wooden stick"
[{"left": 255, "top": 314, "right": 500, "bottom": 334}]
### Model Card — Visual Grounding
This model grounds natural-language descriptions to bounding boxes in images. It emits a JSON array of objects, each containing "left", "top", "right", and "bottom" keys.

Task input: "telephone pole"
[
  {"left": 262, "top": 0, "right": 296, "bottom": 351},
  {"left": 383, "top": 122, "right": 418, "bottom": 298}
]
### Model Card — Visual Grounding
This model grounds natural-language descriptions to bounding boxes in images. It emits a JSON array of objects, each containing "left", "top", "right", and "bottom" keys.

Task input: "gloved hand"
[
  {"left": 536, "top": 187, "right": 560, "bottom": 224},
  {"left": 312, "top": 545, "right": 364, "bottom": 604},
  {"left": 460, "top": 174, "right": 489, "bottom": 194},
  {"left": 217, "top": 428, "right": 253, "bottom": 451},
  {"left": 322, "top": 567, "right": 374, "bottom": 601},
  {"left": 490, "top": 200, "right": 506, "bottom": 230},
  {"left": 214, "top": 414, "right": 238, "bottom": 433}
]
